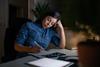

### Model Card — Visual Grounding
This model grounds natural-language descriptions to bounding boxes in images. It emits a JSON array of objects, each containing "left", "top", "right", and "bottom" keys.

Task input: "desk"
[{"left": 0, "top": 49, "right": 78, "bottom": 67}]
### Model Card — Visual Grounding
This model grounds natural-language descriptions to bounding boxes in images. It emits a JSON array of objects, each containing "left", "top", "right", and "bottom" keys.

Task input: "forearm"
[
  {"left": 57, "top": 27, "right": 66, "bottom": 49},
  {"left": 14, "top": 43, "right": 32, "bottom": 53}
]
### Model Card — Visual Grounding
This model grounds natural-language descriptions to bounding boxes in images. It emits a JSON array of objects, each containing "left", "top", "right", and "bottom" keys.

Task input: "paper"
[{"left": 27, "top": 58, "right": 72, "bottom": 67}]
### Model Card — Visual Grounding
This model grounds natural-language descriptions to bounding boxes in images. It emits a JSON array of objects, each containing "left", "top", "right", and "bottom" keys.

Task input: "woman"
[{"left": 14, "top": 11, "right": 66, "bottom": 54}]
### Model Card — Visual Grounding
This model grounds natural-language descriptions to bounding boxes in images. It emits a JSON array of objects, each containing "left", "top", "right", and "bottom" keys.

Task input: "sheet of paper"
[{"left": 27, "top": 58, "right": 71, "bottom": 67}]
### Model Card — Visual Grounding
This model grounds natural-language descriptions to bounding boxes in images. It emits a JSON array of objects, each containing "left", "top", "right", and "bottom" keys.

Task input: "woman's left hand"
[{"left": 54, "top": 20, "right": 64, "bottom": 31}]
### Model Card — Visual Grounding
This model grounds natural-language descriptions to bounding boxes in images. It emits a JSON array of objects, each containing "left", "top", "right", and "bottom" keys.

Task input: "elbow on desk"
[{"left": 59, "top": 44, "right": 65, "bottom": 49}]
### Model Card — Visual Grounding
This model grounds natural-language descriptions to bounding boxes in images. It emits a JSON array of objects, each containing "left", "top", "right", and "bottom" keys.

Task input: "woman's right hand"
[
  {"left": 15, "top": 43, "right": 41, "bottom": 53},
  {"left": 30, "top": 46, "right": 41, "bottom": 53}
]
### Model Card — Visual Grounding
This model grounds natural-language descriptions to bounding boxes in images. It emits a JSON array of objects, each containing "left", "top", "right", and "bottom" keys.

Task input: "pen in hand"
[{"left": 34, "top": 41, "right": 45, "bottom": 51}]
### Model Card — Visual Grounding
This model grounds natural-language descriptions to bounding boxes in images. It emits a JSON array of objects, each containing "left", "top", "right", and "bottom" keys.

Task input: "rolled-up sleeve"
[{"left": 16, "top": 23, "right": 28, "bottom": 46}]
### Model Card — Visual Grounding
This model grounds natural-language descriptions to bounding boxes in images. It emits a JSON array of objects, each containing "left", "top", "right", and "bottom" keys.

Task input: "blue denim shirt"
[{"left": 16, "top": 22, "right": 60, "bottom": 49}]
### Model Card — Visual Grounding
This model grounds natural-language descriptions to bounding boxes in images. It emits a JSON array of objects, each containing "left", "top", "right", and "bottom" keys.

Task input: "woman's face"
[{"left": 42, "top": 16, "right": 58, "bottom": 28}]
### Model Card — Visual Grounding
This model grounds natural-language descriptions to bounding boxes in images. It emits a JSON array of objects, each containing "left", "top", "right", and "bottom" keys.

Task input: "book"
[{"left": 26, "top": 58, "right": 73, "bottom": 67}]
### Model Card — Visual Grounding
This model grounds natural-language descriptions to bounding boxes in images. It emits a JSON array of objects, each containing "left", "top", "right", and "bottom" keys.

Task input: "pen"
[{"left": 34, "top": 41, "right": 45, "bottom": 50}]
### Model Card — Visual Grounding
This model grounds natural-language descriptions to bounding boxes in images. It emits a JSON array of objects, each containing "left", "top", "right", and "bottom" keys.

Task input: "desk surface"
[{"left": 0, "top": 49, "right": 78, "bottom": 67}]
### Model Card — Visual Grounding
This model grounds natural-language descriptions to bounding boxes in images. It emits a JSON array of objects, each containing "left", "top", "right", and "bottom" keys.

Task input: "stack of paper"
[{"left": 27, "top": 58, "right": 73, "bottom": 67}]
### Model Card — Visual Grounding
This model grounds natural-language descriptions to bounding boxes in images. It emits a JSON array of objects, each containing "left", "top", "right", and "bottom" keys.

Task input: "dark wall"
[
  {"left": 53, "top": 0, "right": 100, "bottom": 34},
  {"left": 78, "top": 0, "right": 100, "bottom": 34}
]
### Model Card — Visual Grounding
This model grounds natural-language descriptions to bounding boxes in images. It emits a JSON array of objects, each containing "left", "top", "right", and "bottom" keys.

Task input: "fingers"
[
  {"left": 57, "top": 20, "right": 62, "bottom": 26},
  {"left": 30, "top": 46, "right": 41, "bottom": 53},
  {"left": 53, "top": 23, "right": 57, "bottom": 28},
  {"left": 53, "top": 20, "right": 61, "bottom": 27}
]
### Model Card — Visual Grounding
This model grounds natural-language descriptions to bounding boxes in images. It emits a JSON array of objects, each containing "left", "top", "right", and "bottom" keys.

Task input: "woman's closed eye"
[{"left": 47, "top": 17, "right": 51, "bottom": 22}]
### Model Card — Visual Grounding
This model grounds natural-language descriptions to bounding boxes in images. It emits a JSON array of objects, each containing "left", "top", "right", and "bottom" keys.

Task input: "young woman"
[{"left": 14, "top": 11, "right": 66, "bottom": 54}]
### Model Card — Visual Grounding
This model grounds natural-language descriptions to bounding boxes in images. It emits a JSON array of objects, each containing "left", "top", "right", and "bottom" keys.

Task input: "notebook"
[{"left": 26, "top": 58, "right": 73, "bottom": 67}]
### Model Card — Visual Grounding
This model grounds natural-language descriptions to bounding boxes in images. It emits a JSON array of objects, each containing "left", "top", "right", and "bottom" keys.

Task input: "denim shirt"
[{"left": 16, "top": 22, "right": 60, "bottom": 49}]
